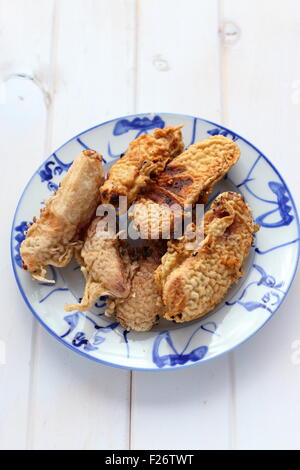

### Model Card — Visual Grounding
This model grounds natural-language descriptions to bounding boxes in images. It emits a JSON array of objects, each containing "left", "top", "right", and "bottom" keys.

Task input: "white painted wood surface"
[{"left": 0, "top": 0, "right": 299, "bottom": 450}]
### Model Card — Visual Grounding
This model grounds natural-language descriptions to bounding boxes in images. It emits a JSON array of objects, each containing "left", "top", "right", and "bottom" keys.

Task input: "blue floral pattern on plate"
[{"left": 11, "top": 113, "right": 300, "bottom": 370}]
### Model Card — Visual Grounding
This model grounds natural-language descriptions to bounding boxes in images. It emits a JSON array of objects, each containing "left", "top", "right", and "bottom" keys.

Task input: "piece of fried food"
[
  {"left": 100, "top": 125, "right": 184, "bottom": 206},
  {"left": 65, "top": 217, "right": 133, "bottom": 312},
  {"left": 132, "top": 136, "right": 240, "bottom": 236},
  {"left": 105, "top": 245, "right": 165, "bottom": 331},
  {"left": 156, "top": 192, "right": 259, "bottom": 323},
  {"left": 20, "top": 150, "right": 104, "bottom": 283}
]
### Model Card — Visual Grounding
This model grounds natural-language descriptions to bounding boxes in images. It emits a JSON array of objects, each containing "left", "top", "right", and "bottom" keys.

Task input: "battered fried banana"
[
  {"left": 105, "top": 245, "right": 165, "bottom": 331},
  {"left": 65, "top": 217, "right": 132, "bottom": 312},
  {"left": 157, "top": 192, "right": 258, "bottom": 323},
  {"left": 21, "top": 150, "right": 104, "bottom": 283},
  {"left": 100, "top": 125, "right": 184, "bottom": 206},
  {"left": 133, "top": 136, "right": 240, "bottom": 236}
]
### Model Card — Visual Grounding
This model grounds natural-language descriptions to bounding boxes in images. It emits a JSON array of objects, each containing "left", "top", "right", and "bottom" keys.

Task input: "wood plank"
[
  {"left": 131, "top": 0, "right": 233, "bottom": 450},
  {"left": 5, "top": 0, "right": 299, "bottom": 451},
  {"left": 135, "top": 0, "right": 222, "bottom": 118},
  {"left": 29, "top": 0, "right": 136, "bottom": 450},
  {"left": 49, "top": 0, "right": 137, "bottom": 150},
  {"left": 132, "top": 358, "right": 233, "bottom": 450},
  {"left": 30, "top": 327, "right": 130, "bottom": 450},
  {"left": 223, "top": 0, "right": 300, "bottom": 450},
  {"left": 0, "top": 0, "right": 55, "bottom": 449}
]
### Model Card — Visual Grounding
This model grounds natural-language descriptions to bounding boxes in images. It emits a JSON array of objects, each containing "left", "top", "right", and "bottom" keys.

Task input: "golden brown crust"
[
  {"left": 65, "top": 217, "right": 131, "bottom": 312},
  {"left": 105, "top": 245, "right": 165, "bottom": 331},
  {"left": 100, "top": 126, "right": 184, "bottom": 206},
  {"left": 132, "top": 136, "right": 240, "bottom": 236},
  {"left": 157, "top": 192, "right": 258, "bottom": 323},
  {"left": 20, "top": 150, "right": 104, "bottom": 282}
]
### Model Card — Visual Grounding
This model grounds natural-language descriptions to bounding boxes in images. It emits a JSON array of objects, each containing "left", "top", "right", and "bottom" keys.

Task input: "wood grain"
[
  {"left": 222, "top": 0, "right": 300, "bottom": 450},
  {"left": 27, "top": 0, "right": 136, "bottom": 450},
  {"left": 0, "top": 0, "right": 55, "bottom": 450},
  {"left": 1, "top": 0, "right": 300, "bottom": 450},
  {"left": 131, "top": 0, "right": 233, "bottom": 451}
]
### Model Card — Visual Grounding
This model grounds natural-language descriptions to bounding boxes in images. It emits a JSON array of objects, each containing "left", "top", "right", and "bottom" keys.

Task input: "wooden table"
[{"left": 1, "top": 0, "right": 300, "bottom": 450}]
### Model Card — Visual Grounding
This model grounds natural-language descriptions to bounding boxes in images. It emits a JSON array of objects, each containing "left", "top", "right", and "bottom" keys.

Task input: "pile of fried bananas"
[{"left": 21, "top": 126, "right": 259, "bottom": 331}]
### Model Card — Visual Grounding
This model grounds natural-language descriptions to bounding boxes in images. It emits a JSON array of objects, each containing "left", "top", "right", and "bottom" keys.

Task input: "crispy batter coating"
[
  {"left": 20, "top": 150, "right": 104, "bottom": 283},
  {"left": 157, "top": 192, "right": 259, "bottom": 323},
  {"left": 65, "top": 217, "right": 132, "bottom": 312},
  {"left": 132, "top": 136, "right": 240, "bottom": 236},
  {"left": 105, "top": 245, "right": 165, "bottom": 331},
  {"left": 100, "top": 125, "right": 184, "bottom": 206}
]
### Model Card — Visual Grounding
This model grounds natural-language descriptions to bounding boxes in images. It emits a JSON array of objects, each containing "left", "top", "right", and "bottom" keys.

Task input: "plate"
[{"left": 11, "top": 113, "right": 300, "bottom": 370}]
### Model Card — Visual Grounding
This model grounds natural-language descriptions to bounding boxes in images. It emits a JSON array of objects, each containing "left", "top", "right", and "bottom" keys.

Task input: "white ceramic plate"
[{"left": 11, "top": 113, "right": 300, "bottom": 370}]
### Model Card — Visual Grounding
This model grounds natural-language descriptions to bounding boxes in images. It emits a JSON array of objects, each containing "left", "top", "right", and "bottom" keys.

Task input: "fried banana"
[
  {"left": 100, "top": 125, "right": 184, "bottom": 206},
  {"left": 132, "top": 136, "right": 240, "bottom": 236},
  {"left": 21, "top": 150, "right": 104, "bottom": 283},
  {"left": 157, "top": 192, "right": 258, "bottom": 323},
  {"left": 105, "top": 245, "right": 165, "bottom": 331},
  {"left": 65, "top": 217, "right": 132, "bottom": 312}
]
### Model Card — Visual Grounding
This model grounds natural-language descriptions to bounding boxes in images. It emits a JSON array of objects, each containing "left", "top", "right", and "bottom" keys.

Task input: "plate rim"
[{"left": 10, "top": 111, "right": 300, "bottom": 371}]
